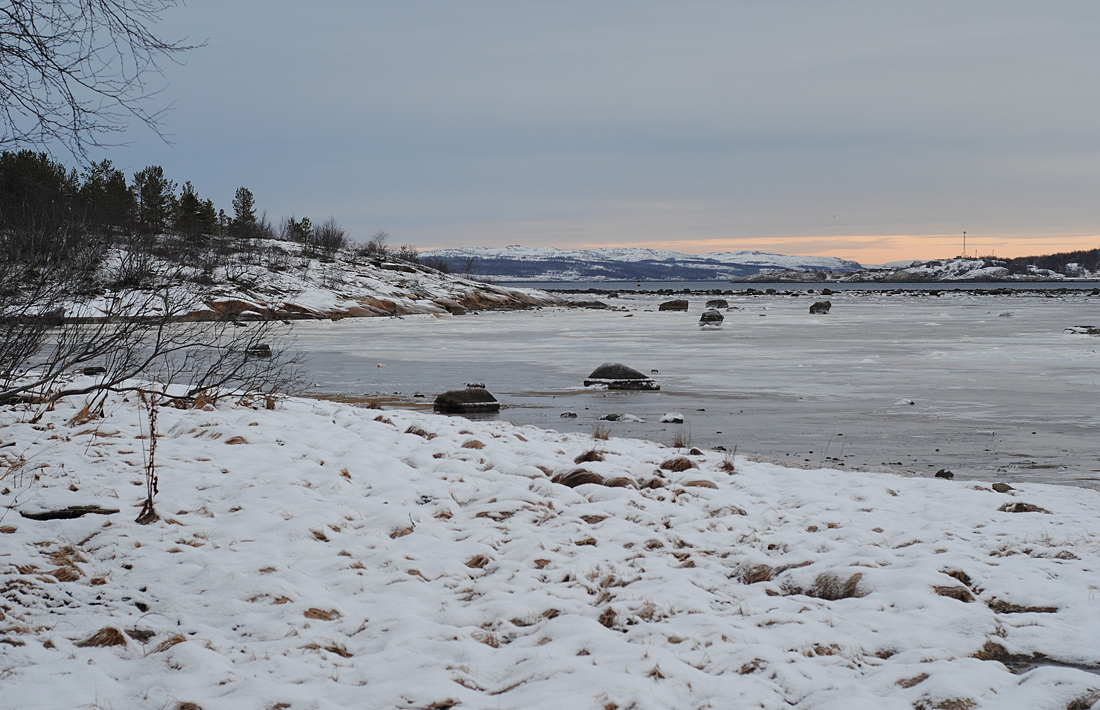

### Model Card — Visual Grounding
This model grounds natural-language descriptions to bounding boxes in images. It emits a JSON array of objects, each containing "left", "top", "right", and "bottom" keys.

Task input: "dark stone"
[
  {"left": 698, "top": 309, "right": 724, "bottom": 326},
  {"left": 599, "top": 413, "right": 621, "bottom": 421},
  {"left": 935, "top": 469, "right": 954, "bottom": 479},
  {"left": 245, "top": 344, "right": 272, "bottom": 359},
  {"left": 659, "top": 299, "right": 689, "bottom": 311},
  {"left": 821, "top": 288, "right": 833, "bottom": 295},
  {"left": 705, "top": 299, "right": 728, "bottom": 309},
  {"left": 433, "top": 387, "right": 500, "bottom": 414},
  {"left": 82, "top": 366, "right": 107, "bottom": 375},
  {"left": 573, "top": 300, "right": 610, "bottom": 309},
  {"left": 809, "top": 301, "right": 832, "bottom": 314},
  {"left": 560, "top": 411, "right": 578, "bottom": 418},
  {"left": 584, "top": 363, "right": 660, "bottom": 391},
  {"left": 992, "top": 482, "right": 1014, "bottom": 493}
]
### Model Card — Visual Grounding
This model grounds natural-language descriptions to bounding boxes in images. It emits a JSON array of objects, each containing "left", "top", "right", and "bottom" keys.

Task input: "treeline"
[
  {"left": 1000, "top": 248, "right": 1100, "bottom": 276},
  {"left": 0, "top": 150, "right": 353, "bottom": 267},
  {"left": 0, "top": 150, "right": 455, "bottom": 286}
]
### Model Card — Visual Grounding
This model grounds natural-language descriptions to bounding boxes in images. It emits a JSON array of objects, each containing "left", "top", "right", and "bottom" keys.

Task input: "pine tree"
[{"left": 131, "top": 165, "right": 175, "bottom": 234}]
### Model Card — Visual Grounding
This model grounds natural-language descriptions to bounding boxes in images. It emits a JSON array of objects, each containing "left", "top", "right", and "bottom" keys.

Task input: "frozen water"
[{"left": 288, "top": 289, "right": 1100, "bottom": 489}]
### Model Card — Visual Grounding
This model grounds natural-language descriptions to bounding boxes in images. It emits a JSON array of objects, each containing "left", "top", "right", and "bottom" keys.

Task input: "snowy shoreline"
[{"left": 2, "top": 393, "right": 1099, "bottom": 709}]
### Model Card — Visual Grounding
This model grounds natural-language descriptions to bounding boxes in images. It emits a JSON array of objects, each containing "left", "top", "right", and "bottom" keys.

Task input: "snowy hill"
[
  {"left": 68, "top": 239, "right": 563, "bottom": 321},
  {"left": 420, "top": 246, "right": 862, "bottom": 282}
]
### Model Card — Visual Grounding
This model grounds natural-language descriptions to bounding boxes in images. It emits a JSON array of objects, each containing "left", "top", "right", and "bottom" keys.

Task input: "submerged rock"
[
  {"left": 433, "top": 387, "right": 500, "bottom": 414},
  {"left": 659, "top": 299, "right": 689, "bottom": 311},
  {"left": 660, "top": 412, "right": 684, "bottom": 423},
  {"left": 809, "top": 301, "right": 832, "bottom": 314},
  {"left": 584, "top": 363, "right": 660, "bottom": 391},
  {"left": 699, "top": 309, "right": 724, "bottom": 326},
  {"left": 1065, "top": 325, "right": 1100, "bottom": 335}
]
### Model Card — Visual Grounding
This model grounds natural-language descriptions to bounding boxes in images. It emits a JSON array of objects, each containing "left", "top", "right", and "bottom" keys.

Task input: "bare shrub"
[
  {"left": 719, "top": 445, "right": 738, "bottom": 473},
  {"left": 672, "top": 426, "right": 692, "bottom": 449},
  {"left": 592, "top": 423, "right": 610, "bottom": 440}
]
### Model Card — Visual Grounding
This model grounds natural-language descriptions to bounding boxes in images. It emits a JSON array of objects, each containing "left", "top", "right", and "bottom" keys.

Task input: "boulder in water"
[
  {"left": 434, "top": 387, "right": 500, "bottom": 414},
  {"left": 705, "top": 299, "right": 728, "bottom": 309},
  {"left": 584, "top": 363, "right": 660, "bottom": 390},
  {"left": 699, "top": 309, "right": 724, "bottom": 326},
  {"left": 659, "top": 299, "right": 689, "bottom": 311},
  {"left": 809, "top": 300, "right": 832, "bottom": 315}
]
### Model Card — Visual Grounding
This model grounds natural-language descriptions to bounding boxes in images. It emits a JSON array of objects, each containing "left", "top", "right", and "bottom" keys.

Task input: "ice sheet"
[{"left": 288, "top": 290, "right": 1100, "bottom": 489}]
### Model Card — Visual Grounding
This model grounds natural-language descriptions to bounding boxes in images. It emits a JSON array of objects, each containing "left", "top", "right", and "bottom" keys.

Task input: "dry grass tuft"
[
  {"left": 972, "top": 640, "right": 1009, "bottom": 661},
  {"left": 660, "top": 457, "right": 697, "bottom": 472},
  {"left": 405, "top": 425, "right": 437, "bottom": 440},
  {"left": 740, "top": 564, "right": 775, "bottom": 585},
  {"left": 48, "top": 566, "right": 82, "bottom": 582},
  {"left": 933, "top": 586, "right": 975, "bottom": 603},
  {"left": 592, "top": 424, "right": 611, "bottom": 441},
  {"left": 75, "top": 626, "right": 127, "bottom": 647},
  {"left": 987, "top": 599, "right": 1058, "bottom": 614},
  {"left": 896, "top": 673, "right": 929, "bottom": 688},
  {"left": 152, "top": 635, "right": 187, "bottom": 653},
  {"left": 942, "top": 569, "right": 973, "bottom": 587},
  {"left": 598, "top": 607, "right": 617, "bottom": 628},
  {"left": 914, "top": 700, "right": 976, "bottom": 710},
  {"left": 304, "top": 608, "right": 341, "bottom": 621},
  {"left": 173, "top": 703, "right": 204, "bottom": 710},
  {"left": 0, "top": 526, "right": 16, "bottom": 534},
  {"left": 552, "top": 468, "right": 604, "bottom": 487},
  {"left": 224, "top": 436, "right": 248, "bottom": 445},
  {"left": 786, "top": 572, "right": 865, "bottom": 601},
  {"left": 1068, "top": 692, "right": 1100, "bottom": 710},
  {"left": 683, "top": 479, "right": 718, "bottom": 489},
  {"left": 390, "top": 525, "right": 414, "bottom": 539},
  {"left": 462, "top": 439, "right": 485, "bottom": 449},
  {"left": 574, "top": 449, "right": 604, "bottom": 463},
  {"left": 466, "top": 555, "right": 491, "bottom": 569}
]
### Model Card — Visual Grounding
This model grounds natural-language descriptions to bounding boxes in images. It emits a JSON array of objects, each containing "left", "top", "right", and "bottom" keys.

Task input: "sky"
[{"left": 88, "top": 2, "right": 1100, "bottom": 265}]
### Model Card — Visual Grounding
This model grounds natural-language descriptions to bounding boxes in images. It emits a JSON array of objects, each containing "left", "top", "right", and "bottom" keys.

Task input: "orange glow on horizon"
[{"left": 574, "top": 234, "right": 1100, "bottom": 265}]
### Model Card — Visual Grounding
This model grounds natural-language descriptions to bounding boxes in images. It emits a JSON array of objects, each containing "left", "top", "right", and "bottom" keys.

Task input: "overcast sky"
[{"left": 106, "top": 1, "right": 1100, "bottom": 263}]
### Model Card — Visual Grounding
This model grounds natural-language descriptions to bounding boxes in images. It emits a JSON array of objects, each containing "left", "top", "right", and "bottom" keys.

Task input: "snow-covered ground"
[{"left": 2, "top": 392, "right": 1099, "bottom": 709}]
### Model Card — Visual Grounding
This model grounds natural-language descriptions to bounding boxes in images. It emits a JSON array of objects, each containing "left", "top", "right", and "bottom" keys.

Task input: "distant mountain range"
[{"left": 419, "top": 246, "right": 862, "bottom": 281}]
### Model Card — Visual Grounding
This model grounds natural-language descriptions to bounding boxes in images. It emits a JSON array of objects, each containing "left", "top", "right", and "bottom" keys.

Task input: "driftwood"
[{"left": 19, "top": 505, "right": 120, "bottom": 521}]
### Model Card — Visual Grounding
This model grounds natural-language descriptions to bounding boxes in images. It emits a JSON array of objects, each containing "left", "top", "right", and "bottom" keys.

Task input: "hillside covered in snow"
[{"left": 420, "top": 246, "right": 862, "bottom": 282}]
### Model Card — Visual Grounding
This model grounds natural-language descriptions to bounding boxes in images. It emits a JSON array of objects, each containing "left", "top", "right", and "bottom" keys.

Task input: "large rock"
[
  {"left": 705, "top": 299, "right": 728, "bottom": 309},
  {"left": 699, "top": 309, "right": 724, "bottom": 326},
  {"left": 809, "top": 300, "right": 832, "bottom": 314},
  {"left": 659, "top": 299, "right": 689, "bottom": 311},
  {"left": 584, "top": 363, "right": 660, "bottom": 391},
  {"left": 433, "top": 386, "right": 500, "bottom": 414}
]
